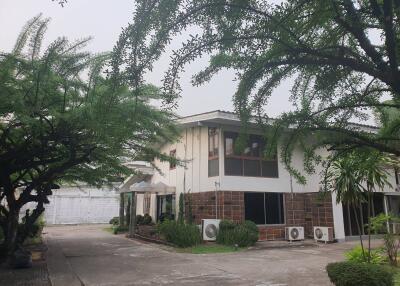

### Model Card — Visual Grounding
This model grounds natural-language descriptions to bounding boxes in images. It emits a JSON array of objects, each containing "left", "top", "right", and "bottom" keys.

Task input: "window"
[
  {"left": 208, "top": 128, "right": 219, "bottom": 177},
  {"left": 169, "top": 149, "right": 176, "bottom": 169},
  {"left": 244, "top": 192, "right": 285, "bottom": 225},
  {"left": 224, "top": 132, "right": 278, "bottom": 177},
  {"left": 143, "top": 193, "right": 151, "bottom": 214}
]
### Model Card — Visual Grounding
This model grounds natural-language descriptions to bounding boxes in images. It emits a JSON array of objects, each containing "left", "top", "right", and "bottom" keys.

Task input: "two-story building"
[{"left": 121, "top": 110, "right": 399, "bottom": 242}]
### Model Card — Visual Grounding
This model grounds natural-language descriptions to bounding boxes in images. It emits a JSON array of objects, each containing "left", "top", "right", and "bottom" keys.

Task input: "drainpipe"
[{"left": 215, "top": 181, "right": 220, "bottom": 219}]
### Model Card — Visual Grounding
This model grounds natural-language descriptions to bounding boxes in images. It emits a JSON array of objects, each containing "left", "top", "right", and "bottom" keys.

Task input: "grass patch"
[
  {"left": 394, "top": 269, "right": 400, "bottom": 286},
  {"left": 24, "top": 236, "right": 42, "bottom": 246},
  {"left": 103, "top": 226, "right": 114, "bottom": 234},
  {"left": 177, "top": 244, "right": 244, "bottom": 254}
]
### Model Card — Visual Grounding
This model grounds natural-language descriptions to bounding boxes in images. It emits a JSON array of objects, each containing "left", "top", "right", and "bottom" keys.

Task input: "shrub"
[
  {"left": 142, "top": 214, "right": 152, "bottom": 225},
  {"left": 345, "top": 245, "right": 386, "bottom": 264},
  {"left": 216, "top": 220, "right": 258, "bottom": 247},
  {"left": 326, "top": 261, "right": 394, "bottom": 286},
  {"left": 136, "top": 214, "right": 152, "bottom": 225},
  {"left": 109, "top": 217, "right": 119, "bottom": 225},
  {"left": 136, "top": 215, "right": 144, "bottom": 225},
  {"left": 370, "top": 213, "right": 400, "bottom": 266},
  {"left": 157, "top": 220, "right": 201, "bottom": 247},
  {"left": 112, "top": 224, "right": 128, "bottom": 234}
]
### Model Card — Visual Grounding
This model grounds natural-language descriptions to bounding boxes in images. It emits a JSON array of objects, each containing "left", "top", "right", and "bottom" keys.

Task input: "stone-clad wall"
[
  {"left": 185, "top": 191, "right": 245, "bottom": 224},
  {"left": 185, "top": 191, "right": 334, "bottom": 240}
]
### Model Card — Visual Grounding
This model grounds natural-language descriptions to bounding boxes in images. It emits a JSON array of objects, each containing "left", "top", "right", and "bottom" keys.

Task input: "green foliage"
[
  {"left": 0, "top": 14, "right": 178, "bottom": 254},
  {"left": 157, "top": 220, "right": 201, "bottom": 247},
  {"left": 112, "top": 224, "right": 128, "bottom": 235},
  {"left": 179, "top": 244, "right": 241, "bottom": 254},
  {"left": 325, "top": 149, "right": 398, "bottom": 262},
  {"left": 326, "top": 261, "right": 394, "bottom": 286},
  {"left": 216, "top": 220, "right": 258, "bottom": 247},
  {"left": 118, "top": 0, "right": 400, "bottom": 186},
  {"left": 109, "top": 217, "right": 119, "bottom": 225},
  {"left": 178, "top": 193, "right": 184, "bottom": 224},
  {"left": 345, "top": 246, "right": 385, "bottom": 265},
  {"left": 324, "top": 149, "right": 396, "bottom": 203},
  {"left": 136, "top": 214, "right": 153, "bottom": 226},
  {"left": 370, "top": 213, "right": 400, "bottom": 266},
  {"left": 142, "top": 214, "right": 152, "bottom": 225}
]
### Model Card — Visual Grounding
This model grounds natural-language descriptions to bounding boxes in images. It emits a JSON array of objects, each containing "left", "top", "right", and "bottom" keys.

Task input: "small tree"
[
  {"left": 358, "top": 152, "right": 394, "bottom": 262},
  {"left": 0, "top": 15, "right": 177, "bottom": 260},
  {"left": 370, "top": 213, "right": 400, "bottom": 266},
  {"left": 325, "top": 149, "right": 397, "bottom": 261},
  {"left": 325, "top": 152, "right": 367, "bottom": 258}
]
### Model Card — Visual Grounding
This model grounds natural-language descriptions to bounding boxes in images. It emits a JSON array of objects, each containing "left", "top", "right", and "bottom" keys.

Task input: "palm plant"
[
  {"left": 325, "top": 152, "right": 366, "bottom": 258},
  {"left": 358, "top": 152, "right": 396, "bottom": 262},
  {"left": 325, "top": 149, "right": 397, "bottom": 262}
]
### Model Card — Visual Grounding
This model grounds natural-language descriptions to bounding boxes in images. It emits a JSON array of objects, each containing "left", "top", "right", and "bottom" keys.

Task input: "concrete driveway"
[{"left": 44, "top": 225, "right": 365, "bottom": 286}]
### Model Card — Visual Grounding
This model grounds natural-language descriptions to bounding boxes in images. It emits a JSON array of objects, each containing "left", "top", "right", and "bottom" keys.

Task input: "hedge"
[
  {"left": 157, "top": 220, "right": 201, "bottom": 247},
  {"left": 216, "top": 220, "right": 258, "bottom": 247},
  {"left": 326, "top": 261, "right": 394, "bottom": 286}
]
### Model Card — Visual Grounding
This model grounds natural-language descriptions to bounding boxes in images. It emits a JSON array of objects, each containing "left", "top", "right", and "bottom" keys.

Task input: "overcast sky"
[{"left": 1, "top": 0, "right": 299, "bottom": 117}]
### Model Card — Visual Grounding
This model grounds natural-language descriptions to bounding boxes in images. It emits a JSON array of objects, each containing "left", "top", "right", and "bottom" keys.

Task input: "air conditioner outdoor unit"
[
  {"left": 285, "top": 226, "right": 304, "bottom": 241},
  {"left": 314, "top": 226, "right": 334, "bottom": 243},
  {"left": 202, "top": 219, "right": 221, "bottom": 241}
]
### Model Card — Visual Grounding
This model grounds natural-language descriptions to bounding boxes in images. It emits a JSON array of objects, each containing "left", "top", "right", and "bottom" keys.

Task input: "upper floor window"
[
  {"left": 224, "top": 132, "right": 278, "bottom": 178},
  {"left": 208, "top": 127, "right": 219, "bottom": 177},
  {"left": 169, "top": 149, "right": 176, "bottom": 170}
]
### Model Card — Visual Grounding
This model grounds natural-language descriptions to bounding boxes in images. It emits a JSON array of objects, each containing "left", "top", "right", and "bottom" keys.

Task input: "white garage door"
[{"left": 44, "top": 187, "right": 120, "bottom": 225}]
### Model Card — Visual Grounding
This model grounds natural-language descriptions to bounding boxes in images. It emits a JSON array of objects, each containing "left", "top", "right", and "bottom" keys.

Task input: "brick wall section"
[
  {"left": 185, "top": 191, "right": 244, "bottom": 224},
  {"left": 185, "top": 191, "right": 334, "bottom": 240}
]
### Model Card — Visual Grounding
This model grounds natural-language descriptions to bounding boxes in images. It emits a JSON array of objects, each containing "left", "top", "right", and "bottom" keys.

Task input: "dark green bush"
[
  {"left": 112, "top": 224, "right": 128, "bottom": 234},
  {"left": 136, "top": 215, "right": 144, "bottom": 225},
  {"left": 326, "top": 261, "right": 394, "bottom": 286},
  {"left": 157, "top": 220, "right": 201, "bottom": 247},
  {"left": 142, "top": 214, "right": 152, "bottom": 225},
  {"left": 136, "top": 214, "right": 152, "bottom": 225},
  {"left": 216, "top": 220, "right": 258, "bottom": 247},
  {"left": 109, "top": 217, "right": 119, "bottom": 225}
]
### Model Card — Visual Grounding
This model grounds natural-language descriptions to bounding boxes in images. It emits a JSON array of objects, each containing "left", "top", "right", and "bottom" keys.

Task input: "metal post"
[{"left": 215, "top": 182, "right": 220, "bottom": 219}]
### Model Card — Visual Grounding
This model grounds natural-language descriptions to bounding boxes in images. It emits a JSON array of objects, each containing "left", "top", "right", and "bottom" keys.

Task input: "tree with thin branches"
[
  {"left": 116, "top": 0, "right": 400, "bottom": 183},
  {"left": 0, "top": 15, "right": 178, "bottom": 261}
]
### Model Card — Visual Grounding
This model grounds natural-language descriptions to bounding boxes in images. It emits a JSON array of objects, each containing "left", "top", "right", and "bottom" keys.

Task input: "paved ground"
[
  {"left": 0, "top": 243, "right": 51, "bottom": 286},
  {"left": 42, "top": 224, "right": 378, "bottom": 286}
]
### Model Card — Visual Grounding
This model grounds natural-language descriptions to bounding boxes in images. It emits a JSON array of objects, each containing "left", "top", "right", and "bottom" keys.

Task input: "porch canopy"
[{"left": 119, "top": 181, "right": 175, "bottom": 195}]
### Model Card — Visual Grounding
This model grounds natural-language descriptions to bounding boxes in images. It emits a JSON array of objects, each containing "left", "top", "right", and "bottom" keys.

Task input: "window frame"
[
  {"left": 244, "top": 192, "right": 286, "bottom": 226},
  {"left": 208, "top": 127, "right": 219, "bottom": 177},
  {"left": 223, "top": 132, "right": 279, "bottom": 178},
  {"left": 143, "top": 193, "right": 151, "bottom": 215},
  {"left": 169, "top": 149, "right": 176, "bottom": 170}
]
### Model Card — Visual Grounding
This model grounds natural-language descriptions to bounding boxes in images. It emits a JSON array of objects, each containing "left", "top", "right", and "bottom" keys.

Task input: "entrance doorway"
[{"left": 156, "top": 194, "right": 175, "bottom": 222}]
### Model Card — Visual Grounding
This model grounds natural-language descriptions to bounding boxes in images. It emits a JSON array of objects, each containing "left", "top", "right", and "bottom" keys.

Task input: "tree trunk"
[
  {"left": 4, "top": 208, "right": 19, "bottom": 258},
  {"left": 367, "top": 189, "right": 372, "bottom": 263},
  {"left": 17, "top": 203, "right": 45, "bottom": 245},
  {"left": 352, "top": 204, "right": 366, "bottom": 261}
]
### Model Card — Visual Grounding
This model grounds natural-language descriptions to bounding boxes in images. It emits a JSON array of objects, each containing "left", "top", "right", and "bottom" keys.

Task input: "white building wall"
[{"left": 150, "top": 123, "right": 399, "bottom": 240}]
